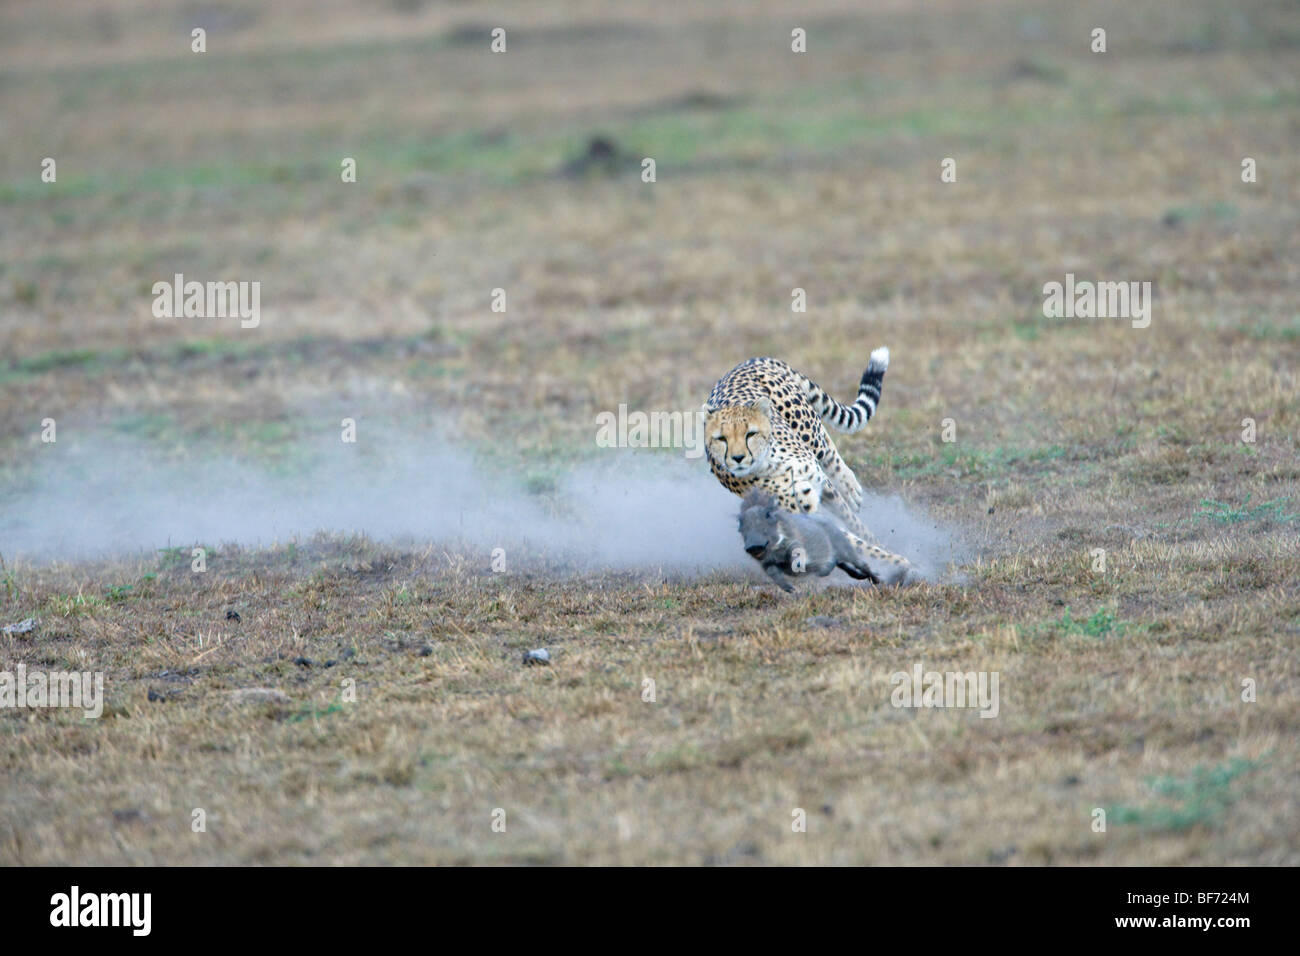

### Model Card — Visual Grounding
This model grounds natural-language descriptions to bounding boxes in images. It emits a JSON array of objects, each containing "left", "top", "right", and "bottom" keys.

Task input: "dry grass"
[{"left": 1, "top": 0, "right": 1298, "bottom": 864}]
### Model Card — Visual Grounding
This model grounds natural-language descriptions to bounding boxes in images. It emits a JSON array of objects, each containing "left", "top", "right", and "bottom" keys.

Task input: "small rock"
[
  {"left": 147, "top": 688, "right": 166, "bottom": 702},
  {"left": 341, "top": 648, "right": 356, "bottom": 660},
  {"left": 293, "top": 656, "right": 312, "bottom": 668},
  {"left": 418, "top": 645, "right": 434, "bottom": 657},
  {"left": 522, "top": 648, "right": 550, "bottom": 666},
  {"left": 559, "top": 135, "right": 625, "bottom": 179},
  {"left": 323, "top": 659, "right": 337, "bottom": 668},
  {"left": 112, "top": 808, "right": 150, "bottom": 826},
  {"left": 225, "top": 610, "right": 241, "bottom": 622},
  {"left": 2, "top": 618, "right": 36, "bottom": 635}
]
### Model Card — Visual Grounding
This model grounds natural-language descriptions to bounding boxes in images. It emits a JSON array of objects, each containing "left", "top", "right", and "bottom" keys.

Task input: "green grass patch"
[
  {"left": 6, "top": 84, "right": 1298, "bottom": 206},
  {"left": 289, "top": 697, "right": 349, "bottom": 724},
  {"left": 1242, "top": 314, "right": 1300, "bottom": 342},
  {"left": 1161, "top": 201, "right": 1239, "bottom": 227},
  {"left": 104, "top": 583, "right": 135, "bottom": 603},
  {"left": 1020, "top": 606, "right": 1133, "bottom": 642},
  {"left": 887, "top": 442, "right": 1068, "bottom": 481},
  {"left": 1054, "top": 606, "right": 1125, "bottom": 638},
  {"left": 1109, "top": 757, "right": 1261, "bottom": 832},
  {"left": 1, "top": 347, "right": 130, "bottom": 381},
  {"left": 46, "top": 591, "right": 106, "bottom": 617},
  {"left": 1197, "top": 495, "right": 1296, "bottom": 525}
]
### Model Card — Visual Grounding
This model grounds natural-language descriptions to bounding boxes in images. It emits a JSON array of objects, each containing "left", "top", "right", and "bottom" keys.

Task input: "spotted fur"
[{"left": 704, "top": 351, "right": 911, "bottom": 577}]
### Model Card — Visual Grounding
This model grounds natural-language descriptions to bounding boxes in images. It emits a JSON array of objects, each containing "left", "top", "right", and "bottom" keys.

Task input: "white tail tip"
[{"left": 870, "top": 346, "right": 890, "bottom": 370}]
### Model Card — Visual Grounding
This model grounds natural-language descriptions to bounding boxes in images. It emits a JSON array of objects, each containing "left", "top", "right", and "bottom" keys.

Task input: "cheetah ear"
[{"left": 751, "top": 397, "right": 773, "bottom": 419}]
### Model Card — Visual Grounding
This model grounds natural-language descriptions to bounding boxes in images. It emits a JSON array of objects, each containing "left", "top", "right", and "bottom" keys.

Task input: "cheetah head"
[{"left": 705, "top": 400, "right": 773, "bottom": 477}]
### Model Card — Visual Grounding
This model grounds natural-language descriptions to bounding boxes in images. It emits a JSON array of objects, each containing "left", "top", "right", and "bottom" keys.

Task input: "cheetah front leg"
[
  {"left": 807, "top": 427, "right": 864, "bottom": 514},
  {"left": 765, "top": 458, "right": 826, "bottom": 515},
  {"left": 820, "top": 480, "right": 871, "bottom": 538},
  {"left": 821, "top": 448, "right": 864, "bottom": 515}
]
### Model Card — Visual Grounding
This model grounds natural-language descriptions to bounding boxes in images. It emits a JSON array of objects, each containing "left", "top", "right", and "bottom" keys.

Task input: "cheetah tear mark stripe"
[{"left": 805, "top": 346, "right": 889, "bottom": 434}]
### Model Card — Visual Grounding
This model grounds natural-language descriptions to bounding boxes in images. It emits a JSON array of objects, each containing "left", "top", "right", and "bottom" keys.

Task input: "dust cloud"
[{"left": 0, "top": 432, "right": 966, "bottom": 581}]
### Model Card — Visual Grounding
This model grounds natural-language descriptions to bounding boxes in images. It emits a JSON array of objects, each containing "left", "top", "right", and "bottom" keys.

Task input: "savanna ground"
[{"left": 1, "top": 0, "right": 1298, "bottom": 865}]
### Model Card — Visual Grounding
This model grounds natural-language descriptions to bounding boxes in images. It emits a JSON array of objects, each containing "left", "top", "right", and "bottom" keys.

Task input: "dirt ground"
[{"left": 1, "top": 0, "right": 1297, "bottom": 864}]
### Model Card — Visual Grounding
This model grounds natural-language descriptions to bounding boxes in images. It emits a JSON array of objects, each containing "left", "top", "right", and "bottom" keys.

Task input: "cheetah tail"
[{"left": 809, "top": 346, "right": 889, "bottom": 434}]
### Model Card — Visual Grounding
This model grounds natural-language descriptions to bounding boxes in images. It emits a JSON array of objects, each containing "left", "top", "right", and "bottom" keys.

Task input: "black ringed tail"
[{"left": 807, "top": 347, "right": 889, "bottom": 434}]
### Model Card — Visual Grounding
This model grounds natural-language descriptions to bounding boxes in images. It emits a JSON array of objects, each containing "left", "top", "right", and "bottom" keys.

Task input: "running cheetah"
[{"left": 703, "top": 350, "right": 911, "bottom": 579}]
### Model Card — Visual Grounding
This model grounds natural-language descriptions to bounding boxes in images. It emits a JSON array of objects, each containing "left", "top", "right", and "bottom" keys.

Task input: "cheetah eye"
[{"left": 746, "top": 429, "right": 758, "bottom": 438}]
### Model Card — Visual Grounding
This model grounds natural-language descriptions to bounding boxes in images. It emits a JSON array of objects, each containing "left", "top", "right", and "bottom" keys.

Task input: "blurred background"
[
  {"left": 2, "top": 0, "right": 1299, "bottom": 868},
  {"left": 1, "top": 0, "right": 1297, "bottom": 532}
]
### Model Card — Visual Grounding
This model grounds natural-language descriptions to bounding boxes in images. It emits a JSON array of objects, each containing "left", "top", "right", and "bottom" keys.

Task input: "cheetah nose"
[
  {"left": 731, "top": 454, "right": 746, "bottom": 463},
  {"left": 746, "top": 545, "right": 766, "bottom": 558}
]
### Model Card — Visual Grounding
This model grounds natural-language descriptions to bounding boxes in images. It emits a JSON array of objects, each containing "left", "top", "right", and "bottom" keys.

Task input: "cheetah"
[{"left": 704, "top": 350, "right": 911, "bottom": 578}]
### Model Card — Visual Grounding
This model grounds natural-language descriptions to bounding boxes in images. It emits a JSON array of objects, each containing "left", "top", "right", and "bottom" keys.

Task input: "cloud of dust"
[
  {"left": 0, "top": 432, "right": 966, "bottom": 582},
  {"left": 858, "top": 491, "right": 971, "bottom": 583},
  {"left": 0, "top": 434, "right": 745, "bottom": 571}
]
